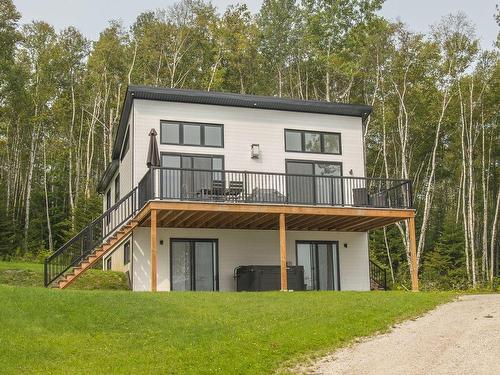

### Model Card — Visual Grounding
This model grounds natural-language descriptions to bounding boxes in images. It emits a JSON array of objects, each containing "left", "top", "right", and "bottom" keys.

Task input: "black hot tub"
[{"left": 234, "top": 265, "right": 305, "bottom": 291}]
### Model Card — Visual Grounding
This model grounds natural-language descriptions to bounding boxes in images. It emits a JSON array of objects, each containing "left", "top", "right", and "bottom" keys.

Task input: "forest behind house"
[{"left": 0, "top": 0, "right": 498, "bottom": 290}]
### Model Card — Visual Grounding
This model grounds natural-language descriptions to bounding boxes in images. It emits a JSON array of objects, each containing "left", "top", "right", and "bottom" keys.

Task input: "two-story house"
[{"left": 44, "top": 86, "right": 418, "bottom": 292}]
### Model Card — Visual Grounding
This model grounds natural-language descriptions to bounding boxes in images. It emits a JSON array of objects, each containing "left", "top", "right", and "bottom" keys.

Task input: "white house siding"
[
  {"left": 101, "top": 110, "right": 133, "bottom": 214},
  {"left": 131, "top": 100, "right": 365, "bottom": 187},
  {"left": 105, "top": 234, "right": 132, "bottom": 274},
  {"left": 132, "top": 227, "right": 369, "bottom": 292}
]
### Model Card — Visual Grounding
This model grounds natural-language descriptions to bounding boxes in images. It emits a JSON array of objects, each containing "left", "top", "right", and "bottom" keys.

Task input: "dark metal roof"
[
  {"left": 97, "top": 159, "right": 119, "bottom": 194},
  {"left": 99, "top": 85, "right": 372, "bottom": 192}
]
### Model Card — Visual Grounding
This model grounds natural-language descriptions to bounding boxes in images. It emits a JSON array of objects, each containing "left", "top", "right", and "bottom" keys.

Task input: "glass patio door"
[
  {"left": 286, "top": 161, "right": 342, "bottom": 205},
  {"left": 161, "top": 154, "right": 223, "bottom": 200},
  {"left": 171, "top": 239, "right": 218, "bottom": 291},
  {"left": 296, "top": 242, "right": 340, "bottom": 290},
  {"left": 286, "top": 162, "right": 315, "bottom": 204}
]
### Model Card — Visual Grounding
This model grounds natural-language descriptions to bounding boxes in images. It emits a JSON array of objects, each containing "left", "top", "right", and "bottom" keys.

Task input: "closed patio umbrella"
[{"left": 146, "top": 128, "right": 160, "bottom": 168}]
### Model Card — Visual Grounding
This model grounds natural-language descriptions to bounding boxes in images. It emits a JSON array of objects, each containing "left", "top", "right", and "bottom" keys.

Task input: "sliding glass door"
[
  {"left": 170, "top": 239, "right": 218, "bottom": 291},
  {"left": 160, "top": 154, "right": 223, "bottom": 199},
  {"left": 286, "top": 161, "right": 343, "bottom": 205},
  {"left": 296, "top": 241, "right": 340, "bottom": 291}
]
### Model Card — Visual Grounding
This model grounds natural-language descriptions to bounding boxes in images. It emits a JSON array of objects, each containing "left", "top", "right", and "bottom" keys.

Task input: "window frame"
[
  {"left": 114, "top": 174, "right": 120, "bottom": 203},
  {"left": 123, "top": 241, "right": 130, "bottom": 265},
  {"left": 285, "top": 159, "right": 343, "bottom": 176},
  {"left": 285, "top": 159, "right": 344, "bottom": 205},
  {"left": 169, "top": 238, "right": 219, "bottom": 291},
  {"left": 120, "top": 126, "right": 130, "bottom": 161},
  {"left": 284, "top": 129, "right": 342, "bottom": 155},
  {"left": 295, "top": 240, "right": 341, "bottom": 291},
  {"left": 160, "top": 120, "right": 224, "bottom": 148},
  {"left": 106, "top": 257, "right": 112, "bottom": 271},
  {"left": 160, "top": 152, "right": 225, "bottom": 170}
]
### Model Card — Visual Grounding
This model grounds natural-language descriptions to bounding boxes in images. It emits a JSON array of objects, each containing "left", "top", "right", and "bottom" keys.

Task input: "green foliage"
[
  {"left": 0, "top": 286, "right": 454, "bottom": 374},
  {"left": 0, "top": 261, "right": 130, "bottom": 290},
  {"left": 69, "top": 269, "right": 130, "bottom": 290},
  {"left": 0, "top": 0, "right": 498, "bottom": 290}
]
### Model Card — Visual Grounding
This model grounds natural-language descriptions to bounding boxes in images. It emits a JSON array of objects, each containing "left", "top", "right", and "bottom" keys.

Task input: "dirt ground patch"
[{"left": 303, "top": 294, "right": 500, "bottom": 375}]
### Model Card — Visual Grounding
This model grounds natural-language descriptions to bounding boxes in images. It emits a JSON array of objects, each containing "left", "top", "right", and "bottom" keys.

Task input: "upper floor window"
[
  {"left": 285, "top": 129, "right": 341, "bottom": 155},
  {"left": 160, "top": 121, "right": 223, "bottom": 148},
  {"left": 114, "top": 174, "right": 120, "bottom": 203},
  {"left": 120, "top": 126, "right": 130, "bottom": 161}
]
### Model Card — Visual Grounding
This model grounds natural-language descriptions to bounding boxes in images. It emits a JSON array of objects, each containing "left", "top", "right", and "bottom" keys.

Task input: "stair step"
[{"left": 51, "top": 218, "right": 139, "bottom": 289}]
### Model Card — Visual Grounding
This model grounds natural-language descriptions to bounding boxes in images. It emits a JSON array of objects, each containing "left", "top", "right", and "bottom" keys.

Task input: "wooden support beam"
[
  {"left": 230, "top": 213, "right": 261, "bottom": 228},
  {"left": 408, "top": 216, "right": 419, "bottom": 292},
  {"left": 174, "top": 211, "right": 200, "bottom": 227},
  {"left": 305, "top": 215, "right": 345, "bottom": 230},
  {"left": 207, "top": 212, "right": 238, "bottom": 228},
  {"left": 162, "top": 210, "right": 188, "bottom": 227},
  {"left": 255, "top": 214, "right": 279, "bottom": 230},
  {"left": 243, "top": 213, "right": 274, "bottom": 229},
  {"left": 149, "top": 201, "right": 414, "bottom": 219},
  {"left": 157, "top": 209, "right": 174, "bottom": 223},
  {"left": 150, "top": 209, "right": 158, "bottom": 292},
  {"left": 279, "top": 213, "right": 287, "bottom": 291},
  {"left": 344, "top": 216, "right": 385, "bottom": 231},
  {"left": 335, "top": 216, "right": 368, "bottom": 230},
  {"left": 188, "top": 211, "right": 216, "bottom": 227}
]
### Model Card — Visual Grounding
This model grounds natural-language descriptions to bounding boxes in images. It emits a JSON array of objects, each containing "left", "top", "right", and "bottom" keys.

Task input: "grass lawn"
[
  {"left": 0, "top": 261, "right": 129, "bottom": 290},
  {"left": 0, "top": 284, "right": 454, "bottom": 375}
]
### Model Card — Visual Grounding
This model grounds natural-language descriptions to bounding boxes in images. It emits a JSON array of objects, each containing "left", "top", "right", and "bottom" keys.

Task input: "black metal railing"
[
  {"left": 369, "top": 260, "right": 388, "bottom": 291},
  {"left": 143, "top": 167, "right": 412, "bottom": 209},
  {"left": 44, "top": 186, "right": 141, "bottom": 287},
  {"left": 44, "top": 166, "right": 411, "bottom": 287}
]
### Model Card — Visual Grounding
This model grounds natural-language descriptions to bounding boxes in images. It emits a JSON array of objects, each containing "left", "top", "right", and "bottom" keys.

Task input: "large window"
[
  {"left": 160, "top": 153, "right": 224, "bottom": 199},
  {"left": 296, "top": 241, "right": 340, "bottom": 291},
  {"left": 285, "top": 129, "right": 341, "bottom": 154},
  {"left": 161, "top": 121, "right": 223, "bottom": 147},
  {"left": 286, "top": 160, "right": 343, "bottom": 205},
  {"left": 170, "top": 239, "right": 218, "bottom": 291}
]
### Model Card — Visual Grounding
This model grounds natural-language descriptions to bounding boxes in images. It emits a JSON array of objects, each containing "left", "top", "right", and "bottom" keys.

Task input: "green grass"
[
  {"left": 0, "top": 285, "right": 454, "bottom": 374},
  {"left": 0, "top": 261, "right": 129, "bottom": 290},
  {"left": 0, "top": 261, "right": 44, "bottom": 271}
]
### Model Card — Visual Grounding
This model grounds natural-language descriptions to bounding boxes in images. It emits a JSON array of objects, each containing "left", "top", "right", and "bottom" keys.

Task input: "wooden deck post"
[
  {"left": 408, "top": 216, "right": 419, "bottom": 292},
  {"left": 279, "top": 213, "right": 287, "bottom": 291},
  {"left": 151, "top": 209, "right": 158, "bottom": 292}
]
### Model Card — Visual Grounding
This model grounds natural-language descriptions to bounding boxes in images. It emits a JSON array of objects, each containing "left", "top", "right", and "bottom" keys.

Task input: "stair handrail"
[
  {"left": 44, "top": 186, "right": 140, "bottom": 287},
  {"left": 369, "top": 259, "right": 388, "bottom": 291}
]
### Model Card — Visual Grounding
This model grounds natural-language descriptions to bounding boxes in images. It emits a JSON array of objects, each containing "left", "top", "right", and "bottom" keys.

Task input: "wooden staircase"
[{"left": 57, "top": 220, "right": 138, "bottom": 289}]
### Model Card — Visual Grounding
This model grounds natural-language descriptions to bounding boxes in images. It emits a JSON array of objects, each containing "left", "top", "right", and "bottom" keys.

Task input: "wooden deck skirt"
[{"left": 134, "top": 201, "right": 418, "bottom": 292}]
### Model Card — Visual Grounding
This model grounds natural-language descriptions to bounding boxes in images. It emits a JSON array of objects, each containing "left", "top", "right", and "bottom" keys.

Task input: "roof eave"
[{"left": 97, "top": 159, "right": 119, "bottom": 194}]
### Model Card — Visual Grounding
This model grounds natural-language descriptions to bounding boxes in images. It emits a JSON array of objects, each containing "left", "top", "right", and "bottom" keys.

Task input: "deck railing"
[
  {"left": 369, "top": 260, "right": 388, "bottom": 290},
  {"left": 143, "top": 167, "right": 413, "bottom": 209},
  {"left": 44, "top": 187, "right": 140, "bottom": 287},
  {"left": 44, "top": 167, "right": 411, "bottom": 287}
]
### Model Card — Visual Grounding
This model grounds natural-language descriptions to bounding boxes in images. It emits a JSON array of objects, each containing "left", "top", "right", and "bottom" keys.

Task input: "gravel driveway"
[{"left": 306, "top": 294, "right": 500, "bottom": 375}]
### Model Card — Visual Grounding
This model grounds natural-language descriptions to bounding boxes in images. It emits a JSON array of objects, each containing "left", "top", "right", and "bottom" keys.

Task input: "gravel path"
[{"left": 306, "top": 294, "right": 500, "bottom": 375}]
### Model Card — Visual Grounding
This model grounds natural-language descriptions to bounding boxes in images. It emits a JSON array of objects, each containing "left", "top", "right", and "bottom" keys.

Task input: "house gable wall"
[{"left": 131, "top": 99, "right": 365, "bottom": 187}]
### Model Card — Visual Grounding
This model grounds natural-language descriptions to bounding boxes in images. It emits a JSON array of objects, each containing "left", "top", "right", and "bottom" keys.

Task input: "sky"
[{"left": 13, "top": 0, "right": 499, "bottom": 49}]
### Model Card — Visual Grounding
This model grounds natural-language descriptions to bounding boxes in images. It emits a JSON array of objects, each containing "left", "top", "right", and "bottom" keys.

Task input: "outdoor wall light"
[
  {"left": 344, "top": 243, "right": 348, "bottom": 248},
  {"left": 251, "top": 144, "right": 260, "bottom": 159}
]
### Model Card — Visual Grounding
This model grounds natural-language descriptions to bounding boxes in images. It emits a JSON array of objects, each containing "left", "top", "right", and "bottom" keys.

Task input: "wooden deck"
[{"left": 134, "top": 200, "right": 418, "bottom": 292}]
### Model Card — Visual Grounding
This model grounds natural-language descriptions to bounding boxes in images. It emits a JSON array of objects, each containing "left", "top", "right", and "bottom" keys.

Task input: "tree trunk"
[{"left": 43, "top": 141, "right": 53, "bottom": 252}]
